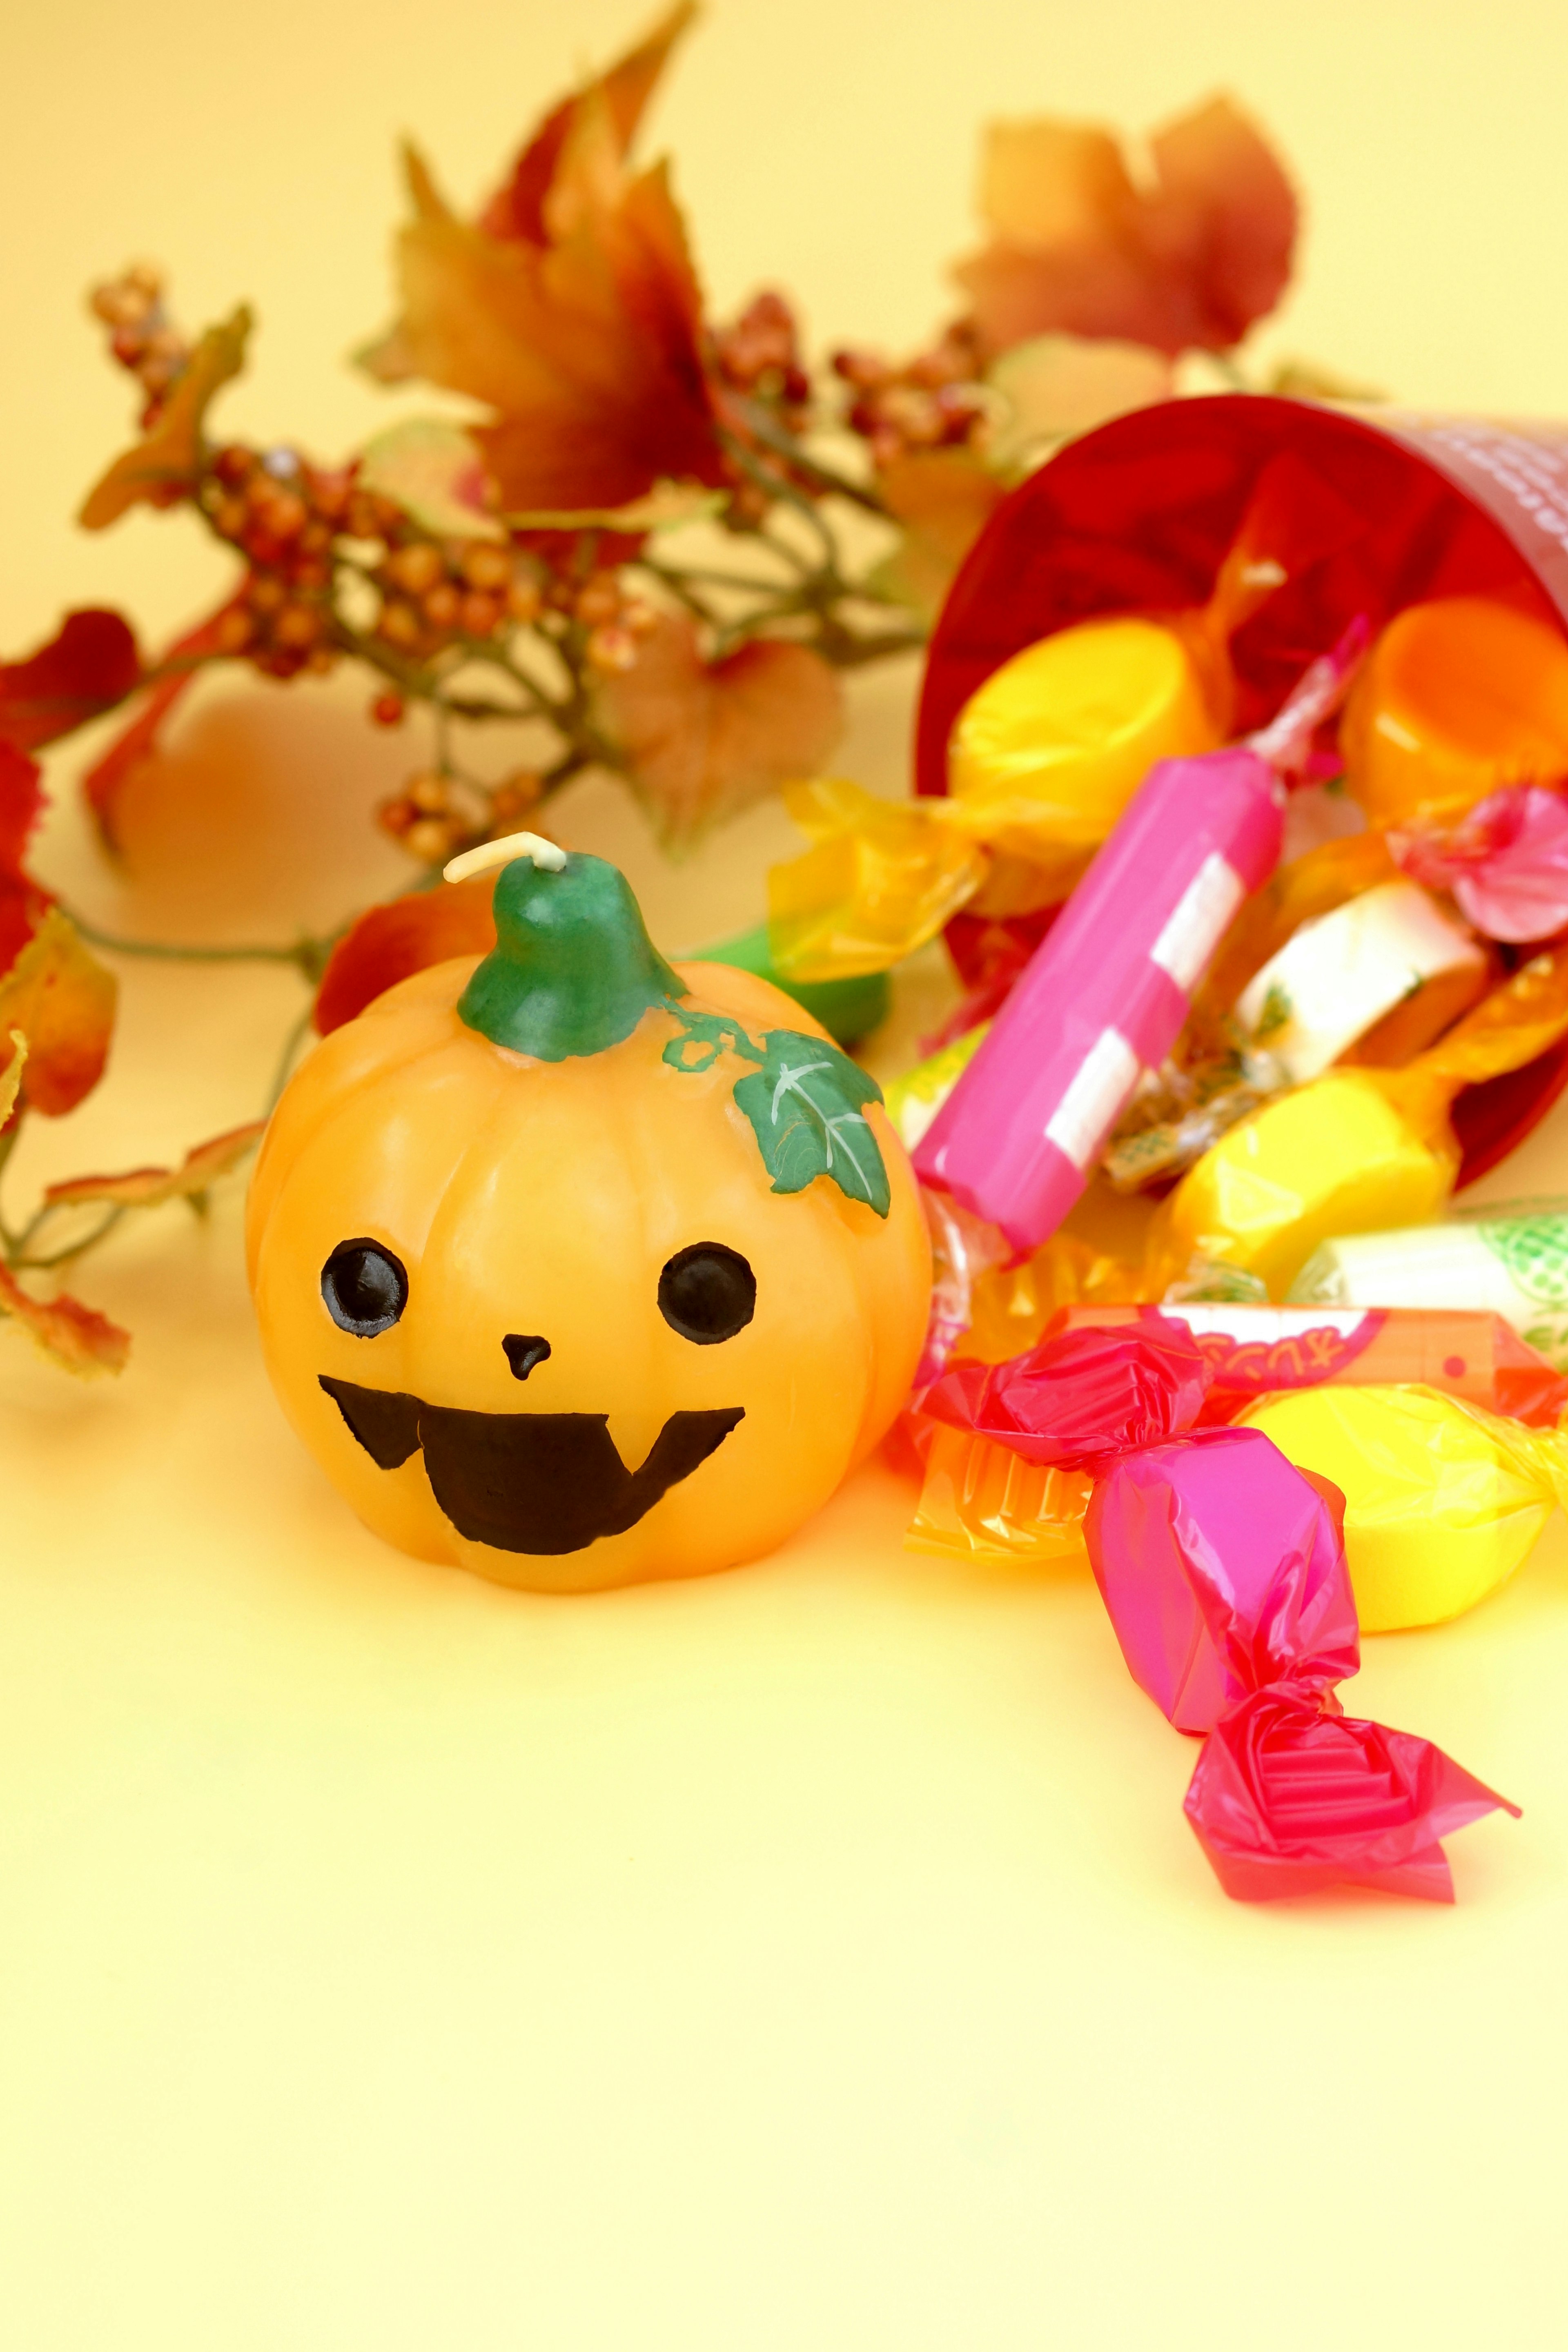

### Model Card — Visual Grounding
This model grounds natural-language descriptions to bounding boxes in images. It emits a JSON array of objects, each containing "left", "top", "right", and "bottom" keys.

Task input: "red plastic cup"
[{"left": 915, "top": 395, "right": 1568, "bottom": 1185}]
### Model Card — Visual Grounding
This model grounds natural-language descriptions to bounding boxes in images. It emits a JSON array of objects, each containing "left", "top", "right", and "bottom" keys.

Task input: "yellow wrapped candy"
[
  {"left": 1239, "top": 1383, "right": 1568, "bottom": 1630},
  {"left": 1149, "top": 1069, "right": 1456, "bottom": 1298},
  {"left": 767, "top": 780, "right": 986, "bottom": 982},
  {"left": 1341, "top": 596, "right": 1568, "bottom": 828},
  {"left": 945, "top": 615, "right": 1220, "bottom": 892}
]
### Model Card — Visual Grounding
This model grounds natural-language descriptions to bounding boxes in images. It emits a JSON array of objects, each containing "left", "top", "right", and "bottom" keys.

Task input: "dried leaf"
[
  {"left": 313, "top": 873, "right": 499, "bottom": 1035},
  {"left": 0, "top": 1260, "right": 129, "bottom": 1376},
  {"left": 479, "top": 2, "right": 698, "bottom": 246},
  {"left": 0, "top": 908, "right": 116, "bottom": 1118},
  {"left": 0, "top": 609, "right": 142, "bottom": 752},
  {"left": 598, "top": 612, "right": 843, "bottom": 844},
  {"left": 42, "top": 1117, "right": 265, "bottom": 1210},
  {"left": 0, "top": 742, "right": 52, "bottom": 976},
  {"left": 955, "top": 96, "right": 1297, "bottom": 357},
  {"left": 362, "top": 95, "right": 722, "bottom": 511},
  {"left": 982, "top": 334, "right": 1172, "bottom": 470},
  {"left": 0, "top": 1031, "right": 25, "bottom": 1129},
  {"left": 356, "top": 419, "right": 506, "bottom": 541},
  {"left": 871, "top": 449, "right": 1006, "bottom": 622},
  {"left": 80, "top": 595, "right": 245, "bottom": 851},
  {"left": 79, "top": 307, "right": 252, "bottom": 530}
]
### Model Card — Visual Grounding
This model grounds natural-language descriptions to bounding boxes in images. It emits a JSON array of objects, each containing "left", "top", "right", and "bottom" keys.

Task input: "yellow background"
[{"left": 6, "top": 2, "right": 1568, "bottom": 2345}]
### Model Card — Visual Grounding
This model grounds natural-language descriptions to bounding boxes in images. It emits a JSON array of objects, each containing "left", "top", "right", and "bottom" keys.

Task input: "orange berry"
[
  {"left": 214, "top": 607, "right": 255, "bottom": 653},
  {"left": 458, "top": 590, "right": 501, "bottom": 637},
  {"left": 461, "top": 542, "right": 512, "bottom": 591},
  {"left": 246, "top": 574, "right": 287, "bottom": 615},
  {"left": 256, "top": 489, "right": 308, "bottom": 541},
  {"left": 376, "top": 795, "right": 416, "bottom": 839},
  {"left": 386, "top": 542, "right": 445, "bottom": 596},
  {"left": 422, "top": 581, "right": 461, "bottom": 630},
  {"left": 212, "top": 495, "right": 249, "bottom": 540},
  {"left": 403, "top": 817, "right": 454, "bottom": 864},
  {"left": 406, "top": 772, "right": 451, "bottom": 815},
  {"left": 370, "top": 691, "right": 405, "bottom": 727},
  {"left": 506, "top": 577, "right": 543, "bottom": 624},
  {"left": 488, "top": 772, "right": 544, "bottom": 825},
  {"left": 273, "top": 602, "right": 321, "bottom": 650},
  {"left": 214, "top": 445, "right": 256, "bottom": 487}
]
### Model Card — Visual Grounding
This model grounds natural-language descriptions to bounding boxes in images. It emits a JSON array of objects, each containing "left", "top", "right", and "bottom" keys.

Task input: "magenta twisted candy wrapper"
[
  {"left": 1085, "top": 1430, "right": 1519, "bottom": 1902},
  {"left": 922, "top": 1316, "right": 1518, "bottom": 1899},
  {"left": 922, "top": 1312, "right": 1209, "bottom": 1470}
]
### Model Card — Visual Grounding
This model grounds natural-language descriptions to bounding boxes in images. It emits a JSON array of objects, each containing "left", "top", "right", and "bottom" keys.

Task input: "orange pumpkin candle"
[{"left": 247, "top": 838, "right": 931, "bottom": 1592}]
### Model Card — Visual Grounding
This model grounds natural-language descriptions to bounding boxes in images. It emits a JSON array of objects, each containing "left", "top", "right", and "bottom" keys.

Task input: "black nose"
[{"left": 502, "top": 1334, "right": 552, "bottom": 1381}]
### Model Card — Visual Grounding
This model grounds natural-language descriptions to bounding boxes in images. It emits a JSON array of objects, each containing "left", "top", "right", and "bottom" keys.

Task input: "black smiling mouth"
[{"left": 319, "top": 1375, "right": 744, "bottom": 1555}]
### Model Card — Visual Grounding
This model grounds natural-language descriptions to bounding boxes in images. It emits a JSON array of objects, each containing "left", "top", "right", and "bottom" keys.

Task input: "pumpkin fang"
[{"left": 318, "top": 1376, "right": 744, "bottom": 1554}]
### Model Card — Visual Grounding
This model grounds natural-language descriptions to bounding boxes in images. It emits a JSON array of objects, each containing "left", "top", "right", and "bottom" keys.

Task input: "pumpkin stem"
[{"left": 456, "top": 851, "right": 687, "bottom": 1061}]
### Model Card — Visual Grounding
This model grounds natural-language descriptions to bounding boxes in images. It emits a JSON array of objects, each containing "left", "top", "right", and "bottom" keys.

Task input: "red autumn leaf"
[
  {"left": 0, "top": 609, "right": 141, "bottom": 753},
  {"left": 313, "top": 873, "right": 499, "bottom": 1035},
  {"left": 0, "top": 742, "right": 53, "bottom": 978},
  {"left": 871, "top": 449, "right": 1007, "bottom": 623},
  {"left": 42, "top": 1116, "right": 266, "bottom": 1210},
  {"left": 0, "top": 1260, "right": 130, "bottom": 1377},
  {"left": 953, "top": 95, "right": 1298, "bottom": 357},
  {"left": 597, "top": 611, "right": 844, "bottom": 844},
  {"left": 479, "top": 0, "right": 697, "bottom": 245},
  {"left": 0, "top": 908, "right": 117, "bottom": 1119},
  {"left": 79, "top": 307, "right": 252, "bottom": 530},
  {"left": 359, "top": 19, "right": 724, "bottom": 512},
  {"left": 80, "top": 593, "right": 247, "bottom": 851}
]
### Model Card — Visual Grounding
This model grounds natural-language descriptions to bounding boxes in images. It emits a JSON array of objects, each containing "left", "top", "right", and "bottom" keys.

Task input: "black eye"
[
  {"left": 321, "top": 1238, "right": 408, "bottom": 1337},
  {"left": 658, "top": 1242, "right": 756, "bottom": 1345}
]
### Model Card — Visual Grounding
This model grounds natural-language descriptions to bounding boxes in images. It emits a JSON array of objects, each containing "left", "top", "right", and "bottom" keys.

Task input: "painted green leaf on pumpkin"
[{"left": 731, "top": 1031, "right": 890, "bottom": 1218}]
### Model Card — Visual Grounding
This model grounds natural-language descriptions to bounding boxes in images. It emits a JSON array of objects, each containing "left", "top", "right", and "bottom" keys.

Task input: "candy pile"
[{"left": 769, "top": 437, "right": 1568, "bottom": 1900}]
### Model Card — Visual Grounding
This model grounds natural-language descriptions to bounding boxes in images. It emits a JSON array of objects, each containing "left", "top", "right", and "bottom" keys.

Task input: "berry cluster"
[
  {"left": 89, "top": 265, "right": 191, "bottom": 428},
  {"left": 832, "top": 322, "right": 989, "bottom": 470},
  {"left": 202, "top": 446, "right": 356, "bottom": 678},
  {"left": 558, "top": 569, "right": 658, "bottom": 677},
  {"left": 370, "top": 537, "right": 540, "bottom": 664},
  {"left": 712, "top": 290, "right": 812, "bottom": 426},
  {"left": 377, "top": 768, "right": 547, "bottom": 867}
]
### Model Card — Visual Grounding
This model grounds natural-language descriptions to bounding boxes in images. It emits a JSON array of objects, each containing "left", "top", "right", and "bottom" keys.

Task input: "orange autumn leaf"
[
  {"left": 42, "top": 1117, "right": 266, "bottom": 1210},
  {"left": 360, "top": 20, "right": 723, "bottom": 512},
  {"left": 79, "top": 308, "right": 252, "bottom": 530},
  {"left": 0, "top": 609, "right": 141, "bottom": 753},
  {"left": 954, "top": 96, "right": 1297, "bottom": 357},
  {"left": 0, "top": 1030, "right": 24, "bottom": 1129},
  {"left": 313, "top": 873, "right": 499, "bottom": 1036},
  {"left": 0, "top": 1261, "right": 130, "bottom": 1376},
  {"left": 479, "top": 0, "right": 697, "bottom": 245},
  {"left": 871, "top": 448, "right": 1007, "bottom": 623},
  {"left": 598, "top": 611, "right": 844, "bottom": 844},
  {"left": 0, "top": 908, "right": 117, "bottom": 1118}
]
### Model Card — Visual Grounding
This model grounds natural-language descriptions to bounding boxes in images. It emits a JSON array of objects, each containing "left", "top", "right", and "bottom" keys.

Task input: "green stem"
[
  {"left": 720, "top": 398, "right": 889, "bottom": 517},
  {"left": 14, "top": 1205, "right": 125, "bottom": 1273},
  {"left": 65, "top": 913, "right": 318, "bottom": 970}
]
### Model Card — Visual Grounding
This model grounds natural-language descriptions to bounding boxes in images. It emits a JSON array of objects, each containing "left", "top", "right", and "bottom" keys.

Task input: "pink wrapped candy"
[
  {"left": 922, "top": 1312, "right": 1519, "bottom": 1901},
  {"left": 1087, "top": 1430, "right": 1519, "bottom": 1901}
]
